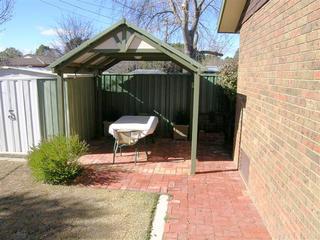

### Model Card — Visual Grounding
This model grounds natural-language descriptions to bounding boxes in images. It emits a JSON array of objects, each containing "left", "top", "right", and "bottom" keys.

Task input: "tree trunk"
[{"left": 183, "top": 30, "right": 195, "bottom": 58}]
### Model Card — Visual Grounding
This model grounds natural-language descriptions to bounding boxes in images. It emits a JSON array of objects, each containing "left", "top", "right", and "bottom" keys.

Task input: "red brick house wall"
[{"left": 234, "top": 0, "right": 320, "bottom": 239}]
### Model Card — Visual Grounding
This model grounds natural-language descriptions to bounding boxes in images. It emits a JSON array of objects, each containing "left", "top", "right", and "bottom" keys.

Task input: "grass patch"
[
  {"left": 145, "top": 193, "right": 160, "bottom": 240},
  {"left": 0, "top": 160, "right": 159, "bottom": 240}
]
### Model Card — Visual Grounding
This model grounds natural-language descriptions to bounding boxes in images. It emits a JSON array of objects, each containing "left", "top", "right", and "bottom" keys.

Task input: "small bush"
[
  {"left": 218, "top": 59, "right": 238, "bottom": 101},
  {"left": 28, "top": 135, "right": 88, "bottom": 185}
]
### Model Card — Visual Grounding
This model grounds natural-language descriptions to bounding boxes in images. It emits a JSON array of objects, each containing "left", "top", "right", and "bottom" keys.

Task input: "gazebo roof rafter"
[{"left": 50, "top": 19, "right": 205, "bottom": 74}]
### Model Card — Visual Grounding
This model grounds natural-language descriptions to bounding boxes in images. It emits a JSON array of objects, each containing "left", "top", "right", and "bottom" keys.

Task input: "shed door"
[{"left": 0, "top": 79, "right": 41, "bottom": 153}]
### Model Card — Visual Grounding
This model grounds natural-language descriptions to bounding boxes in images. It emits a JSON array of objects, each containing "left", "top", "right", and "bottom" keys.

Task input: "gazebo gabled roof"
[{"left": 50, "top": 19, "right": 204, "bottom": 73}]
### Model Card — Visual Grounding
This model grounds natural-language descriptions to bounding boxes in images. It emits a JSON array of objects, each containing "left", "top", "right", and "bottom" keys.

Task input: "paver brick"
[{"left": 76, "top": 135, "right": 271, "bottom": 239}]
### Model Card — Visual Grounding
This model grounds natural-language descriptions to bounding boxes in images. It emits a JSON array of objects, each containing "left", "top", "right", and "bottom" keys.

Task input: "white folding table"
[{"left": 109, "top": 115, "right": 159, "bottom": 139}]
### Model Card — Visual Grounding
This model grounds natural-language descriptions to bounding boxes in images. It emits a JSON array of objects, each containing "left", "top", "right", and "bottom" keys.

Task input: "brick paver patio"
[{"left": 76, "top": 133, "right": 271, "bottom": 240}]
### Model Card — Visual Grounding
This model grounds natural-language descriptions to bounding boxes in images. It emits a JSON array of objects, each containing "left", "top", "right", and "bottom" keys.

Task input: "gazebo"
[{"left": 50, "top": 19, "right": 206, "bottom": 174}]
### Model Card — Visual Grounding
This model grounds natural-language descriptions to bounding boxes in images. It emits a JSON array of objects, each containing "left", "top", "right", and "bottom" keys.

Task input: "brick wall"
[{"left": 235, "top": 0, "right": 320, "bottom": 239}]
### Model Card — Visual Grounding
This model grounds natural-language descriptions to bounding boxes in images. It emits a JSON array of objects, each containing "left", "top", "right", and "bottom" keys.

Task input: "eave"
[{"left": 217, "top": 0, "right": 247, "bottom": 33}]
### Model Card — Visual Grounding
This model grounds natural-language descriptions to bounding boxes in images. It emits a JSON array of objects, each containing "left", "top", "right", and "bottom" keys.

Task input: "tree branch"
[
  {"left": 168, "top": 0, "right": 181, "bottom": 24},
  {"left": 198, "top": 50, "right": 223, "bottom": 57},
  {"left": 0, "top": 0, "right": 14, "bottom": 25},
  {"left": 145, "top": 10, "right": 174, "bottom": 27}
]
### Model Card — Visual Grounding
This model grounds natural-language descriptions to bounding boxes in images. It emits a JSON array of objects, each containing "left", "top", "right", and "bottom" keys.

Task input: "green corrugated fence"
[
  {"left": 100, "top": 73, "right": 226, "bottom": 137},
  {"left": 37, "top": 76, "right": 96, "bottom": 140},
  {"left": 37, "top": 73, "right": 227, "bottom": 140}
]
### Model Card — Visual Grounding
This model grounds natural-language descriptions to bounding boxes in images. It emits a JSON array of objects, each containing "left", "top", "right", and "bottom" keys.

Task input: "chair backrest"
[{"left": 114, "top": 130, "right": 141, "bottom": 146}]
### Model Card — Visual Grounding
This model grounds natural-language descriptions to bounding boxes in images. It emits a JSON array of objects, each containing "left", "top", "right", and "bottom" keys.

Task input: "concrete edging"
[{"left": 150, "top": 194, "right": 169, "bottom": 240}]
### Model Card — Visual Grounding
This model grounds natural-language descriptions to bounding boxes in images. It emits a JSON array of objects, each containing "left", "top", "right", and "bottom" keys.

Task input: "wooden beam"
[
  {"left": 81, "top": 53, "right": 105, "bottom": 66},
  {"left": 133, "top": 31, "right": 199, "bottom": 72},
  {"left": 112, "top": 32, "right": 122, "bottom": 49},
  {"left": 72, "top": 54, "right": 106, "bottom": 73},
  {"left": 60, "top": 67, "right": 98, "bottom": 74},
  {"left": 121, "top": 25, "right": 127, "bottom": 51},
  {"left": 190, "top": 72, "right": 200, "bottom": 175},
  {"left": 92, "top": 49, "right": 161, "bottom": 53},
  {"left": 124, "top": 34, "right": 136, "bottom": 51},
  {"left": 57, "top": 73, "right": 66, "bottom": 135},
  {"left": 99, "top": 59, "right": 121, "bottom": 71},
  {"left": 52, "top": 23, "right": 125, "bottom": 71}
]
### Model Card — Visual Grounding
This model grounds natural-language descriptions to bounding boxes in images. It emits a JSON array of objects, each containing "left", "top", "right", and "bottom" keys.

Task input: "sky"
[{"left": 0, "top": 0, "right": 239, "bottom": 57}]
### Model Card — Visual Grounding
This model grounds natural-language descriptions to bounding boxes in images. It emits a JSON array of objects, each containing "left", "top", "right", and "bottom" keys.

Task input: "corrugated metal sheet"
[
  {"left": 66, "top": 76, "right": 96, "bottom": 140},
  {"left": 37, "top": 76, "right": 96, "bottom": 141},
  {"left": 200, "top": 75, "right": 226, "bottom": 113},
  {"left": 100, "top": 74, "right": 224, "bottom": 136},
  {"left": 37, "top": 78, "right": 59, "bottom": 139},
  {"left": 0, "top": 79, "right": 41, "bottom": 153}
]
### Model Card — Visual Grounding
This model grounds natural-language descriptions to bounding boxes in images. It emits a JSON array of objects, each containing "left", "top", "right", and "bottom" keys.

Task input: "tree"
[
  {"left": 54, "top": 15, "right": 94, "bottom": 54},
  {"left": 112, "top": 0, "right": 228, "bottom": 59},
  {"left": 218, "top": 58, "right": 238, "bottom": 101},
  {"left": 0, "top": 47, "right": 22, "bottom": 65},
  {"left": 35, "top": 44, "right": 59, "bottom": 58},
  {"left": 218, "top": 55, "right": 238, "bottom": 145},
  {"left": 233, "top": 48, "right": 239, "bottom": 61},
  {"left": 0, "top": 47, "right": 22, "bottom": 58},
  {"left": 0, "top": 0, "right": 14, "bottom": 25},
  {"left": 35, "top": 44, "right": 51, "bottom": 56}
]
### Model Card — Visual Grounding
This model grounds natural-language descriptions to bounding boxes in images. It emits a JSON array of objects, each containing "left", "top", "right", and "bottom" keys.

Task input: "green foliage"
[
  {"left": 35, "top": 44, "right": 53, "bottom": 56},
  {"left": 218, "top": 59, "right": 238, "bottom": 101},
  {"left": 0, "top": 47, "right": 23, "bottom": 63},
  {"left": 28, "top": 135, "right": 88, "bottom": 185}
]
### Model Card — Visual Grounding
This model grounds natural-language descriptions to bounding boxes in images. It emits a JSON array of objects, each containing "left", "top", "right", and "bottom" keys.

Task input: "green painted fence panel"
[
  {"left": 37, "top": 74, "right": 225, "bottom": 140},
  {"left": 66, "top": 76, "right": 96, "bottom": 140},
  {"left": 37, "top": 76, "right": 96, "bottom": 141},
  {"left": 99, "top": 73, "right": 225, "bottom": 137}
]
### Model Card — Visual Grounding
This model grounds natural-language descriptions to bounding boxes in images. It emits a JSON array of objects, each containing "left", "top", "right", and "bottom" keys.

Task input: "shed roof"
[
  {"left": 0, "top": 66, "right": 56, "bottom": 80},
  {"left": 4, "top": 55, "right": 56, "bottom": 68},
  {"left": 50, "top": 19, "right": 204, "bottom": 73}
]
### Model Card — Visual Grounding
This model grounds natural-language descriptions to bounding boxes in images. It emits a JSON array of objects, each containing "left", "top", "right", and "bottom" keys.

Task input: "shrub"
[
  {"left": 218, "top": 59, "right": 238, "bottom": 101},
  {"left": 28, "top": 135, "right": 88, "bottom": 185},
  {"left": 218, "top": 59, "right": 238, "bottom": 145}
]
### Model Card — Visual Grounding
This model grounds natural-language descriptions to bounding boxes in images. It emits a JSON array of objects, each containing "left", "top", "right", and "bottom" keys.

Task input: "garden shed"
[
  {"left": 0, "top": 67, "right": 55, "bottom": 155},
  {"left": 0, "top": 67, "right": 97, "bottom": 155},
  {"left": 50, "top": 19, "right": 220, "bottom": 174}
]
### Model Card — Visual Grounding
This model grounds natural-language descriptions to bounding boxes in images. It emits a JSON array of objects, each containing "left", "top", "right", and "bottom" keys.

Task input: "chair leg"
[
  {"left": 113, "top": 141, "right": 118, "bottom": 164},
  {"left": 135, "top": 146, "right": 138, "bottom": 164},
  {"left": 144, "top": 140, "right": 148, "bottom": 159}
]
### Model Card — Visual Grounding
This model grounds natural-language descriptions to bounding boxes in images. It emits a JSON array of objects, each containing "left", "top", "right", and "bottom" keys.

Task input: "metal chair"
[{"left": 113, "top": 130, "right": 141, "bottom": 164}]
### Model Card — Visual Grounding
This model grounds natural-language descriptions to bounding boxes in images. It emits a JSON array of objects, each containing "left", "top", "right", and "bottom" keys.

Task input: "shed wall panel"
[
  {"left": 37, "top": 79, "right": 59, "bottom": 139},
  {"left": 0, "top": 79, "right": 41, "bottom": 153}
]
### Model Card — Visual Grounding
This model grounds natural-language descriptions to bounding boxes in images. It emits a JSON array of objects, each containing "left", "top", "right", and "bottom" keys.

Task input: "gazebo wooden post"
[{"left": 190, "top": 72, "right": 201, "bottom": 175}]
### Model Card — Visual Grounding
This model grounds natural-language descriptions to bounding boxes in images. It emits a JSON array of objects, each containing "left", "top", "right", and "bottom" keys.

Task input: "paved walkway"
[{"left": 76, "top": 136, "right": 271, "bottom": 240}]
